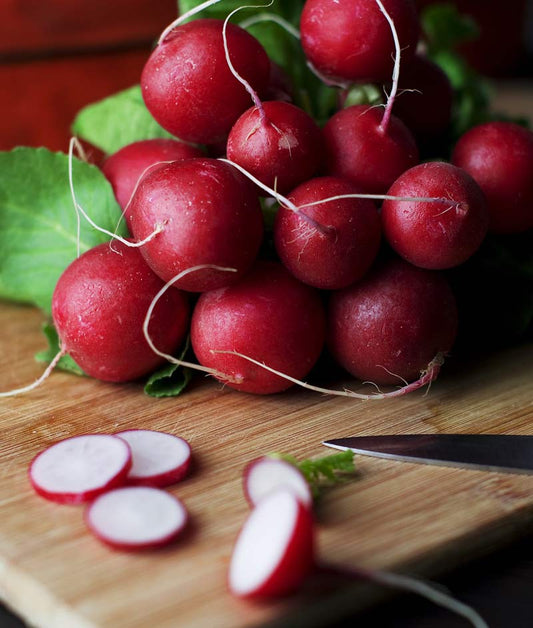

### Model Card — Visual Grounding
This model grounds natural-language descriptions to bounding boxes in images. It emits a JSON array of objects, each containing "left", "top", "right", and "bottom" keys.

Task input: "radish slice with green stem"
[
  {"left": 243, "top": 456, "right": 312, "bottom": 508},
  {"left": 229, "top": 489, "right": 315, "bottom": 598},
  {"left": 115, "top": 429, "right": 192, "bottom": 487},
  {"left": 28, "top": 434, "right": 132, "bottom": 505},
  {"left": 85, "top": 486, "right": 188, "bottom": 550},
  {"left": 229, "top": 490, "right": 488, "bottom": 626}
]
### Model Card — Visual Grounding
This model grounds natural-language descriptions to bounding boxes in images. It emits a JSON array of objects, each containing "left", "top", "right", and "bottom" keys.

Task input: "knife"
[{"left": 322, "top": 434, "right": 533, "bottom": 475}]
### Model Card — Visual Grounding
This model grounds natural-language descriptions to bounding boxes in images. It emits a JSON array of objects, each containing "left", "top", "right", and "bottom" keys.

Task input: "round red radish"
[
  {"left": 141, "top": 18, "right": 271, "bottom": 144},
  {"left": 85, "top": 486, "right": 188, "bottom": 550},
  {"left": 392, "top": 54, "right": 453, "bottom": 143},
  {"left": 274, "top": 176, "right": 381, "bottom": 289},
  {"left": 300, "top": 0, "right": 420, "bottom": 83},
  {"left": 52, "top": 240, "right": 189, "bottom": 382},
  {"left": 29, "top": 434, "right": 132, "bottom": 505},
  {"left": 102, "top": 139, "right": 204, "bottom": 216},
  {"left": 226, "top": 101, "right": 324, "bottom": 194},
  {"left": 115, "top": 430, "right": 191, "bottom": 487},
  {"left": 451, "top": 121, "right": 533, "bottom": 234},
  {"left": 190, "top": 261, "right": 326, "bottom": 394},
  {"left": 127, "top": 158, "right": 264, "bottom": 292},
  {"left": 381, "top": 162, "right": 489, "bottom": 269},
  {"left": 327, "top": 258, "right": 458, "bottom": 385},
  {"left": 323, "top": 105, "right": 419, "bottom": 193},
  {"left": 228, "top": 489, "right": 314, "bottom": 598},
  {"left": 243, "top": 457, "right": 313, "bottom": 509}
]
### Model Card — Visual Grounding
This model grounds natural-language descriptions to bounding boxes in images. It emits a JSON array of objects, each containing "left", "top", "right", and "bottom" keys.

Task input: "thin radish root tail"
[
  {"left": 374, "top": 0, "right": 402, "bottom": 133},
  {"left": 68, "top": 137, "right": 163, "bottom": 252},
  {"left": 222, "top": 2, "right": 275, "bottom": 122},
  {"left": 158, "top": 0, "right": 225, "bottom": 45},
  {"left": 210, "top": 350, "right": 445, "bottom": 400},
  {"left": 219, "top": 158, "right": 334, "bottom": 236},
  {"left": 0, "top": 348, "right": 66, "bottom": 398},
  {"left": 239, "top": 12, "right": 301, "bottom": 40},
  {"left": 142, "top": 264, "right": 242, "bottom": 385},
  {"left": 320, "top": 563, "right": 488, "bottom": 628}
]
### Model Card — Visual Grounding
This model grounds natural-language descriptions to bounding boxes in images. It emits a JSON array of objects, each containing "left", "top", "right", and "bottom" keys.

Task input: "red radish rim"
[
  {"left": 228, "top": 489, "right": 314, "bottom": 598},
  {"left": 243, "top": 456, "right": 313, "bottom": 508},
  {"left": 85, "top": 486, "right": 188, "bottom": 551},
  {"left": 28, "top": 434, "right": 132, "bottom": 505},
  {"left": 114, "top": 429, "right": 192, "bottom": 487}
]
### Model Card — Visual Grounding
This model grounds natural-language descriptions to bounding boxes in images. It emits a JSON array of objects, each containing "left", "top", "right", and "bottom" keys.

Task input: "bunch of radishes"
[{"left": 49, "top": 0, "right": 532, "bottom": 398}]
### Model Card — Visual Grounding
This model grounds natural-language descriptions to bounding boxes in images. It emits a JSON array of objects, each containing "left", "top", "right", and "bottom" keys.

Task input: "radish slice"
[
  {"left": 85, "top": 486, "right": 188, "bottom": 550},
  {"left": 243, "top": 456, "right": 313, "bottom": 508},
  {"left": 228, "top": 489, "right": 315, "bottom": 598},
  {"left": 115, "top": 429, "right": 191, "bottom": 487},
  {"left": 28, "top": 434, "right": 131, "bottom": 504}
]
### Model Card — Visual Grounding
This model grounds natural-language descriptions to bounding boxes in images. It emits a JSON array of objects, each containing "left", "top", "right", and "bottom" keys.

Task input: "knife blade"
[{"left": 322, "top": 434, "right": 533, "bottom": 474}]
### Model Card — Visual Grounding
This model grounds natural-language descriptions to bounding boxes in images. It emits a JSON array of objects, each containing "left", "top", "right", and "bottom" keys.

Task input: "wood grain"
[{"left": 0, "top": 302, "right": 532, "bottom": 628}]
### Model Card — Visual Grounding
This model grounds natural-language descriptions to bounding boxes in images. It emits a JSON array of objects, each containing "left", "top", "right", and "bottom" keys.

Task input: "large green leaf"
[
  {"left": 0, "top": 147, "right": 125, "bottom": 314},
  {"left": 71, "top": 85, "right": 175, "bottom": 155}
]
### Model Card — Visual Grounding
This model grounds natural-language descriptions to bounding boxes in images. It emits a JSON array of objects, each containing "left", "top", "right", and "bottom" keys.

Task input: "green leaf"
[
  {"left": 421, "top": 3, "right": 479, "bottom": 53},
  {"left": 35, "top": 323, "right": 85, "bottom": 375},
  {"left": 0, "top": 147, "right": 125, "bottom": 314},
  {"left": 71, "top": 85, "right": 175, "bottom": 155},
  {"left": 271, "top": 450, "right": 356, "bottom": 500},
  {"left": 144, "top": 339, "right": 193, "bottom": 397}
]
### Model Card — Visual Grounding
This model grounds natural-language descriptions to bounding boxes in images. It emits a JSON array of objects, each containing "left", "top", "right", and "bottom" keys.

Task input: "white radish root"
[{"left": 211, "top": 350, "right": 444, "bottom": 400}]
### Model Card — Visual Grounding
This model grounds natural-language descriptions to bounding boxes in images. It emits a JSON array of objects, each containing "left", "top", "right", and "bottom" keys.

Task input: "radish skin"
[
  {"left": 29, "top": 435, "right": 132, "bottom": 505},
  {"left": 115, "top": 430, "right": 192, "bottom": 488},
  {"left": 85, "top": 486, "right": 188, "bottom": 550}
]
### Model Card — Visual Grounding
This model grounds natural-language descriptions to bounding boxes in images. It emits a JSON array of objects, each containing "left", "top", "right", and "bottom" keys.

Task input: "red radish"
[
  {"left": 141, "top": 18, "right": 271, "bottom": 144},
  {"left": 300, "top": 0, "right": 420, "bottom": 84},
  {"left": 322, "top": 105, "right": 419, "bottom": 193},
  {"left": 381, "top": 162, "right": 489, "bottom": 269},
  {"left": 243, "top": 457, "right": 313, "bottom": 509},
  {"left": 102, "top": 139, "right": 204, "bottom": 215},
  {"left": 29, "top": 434, "right": 131, "bottom": 505},
  {"left": 85, "top": 486, "right": 188, "bottom": 550},
  {"left": 190, "top": 261, "right": 326, "bottom": 394},
  {"left": 392, "top": 54, "right": 453, "bottom": 144},
  {"left": 226, "top": 101, "right": 324, "bottom": 195},
  {"left": 115, "top": 430, "right": 192, "bottom": 488},
  {"left": 228, "top": 489, "right": 314, "bottom": 598},
  {"left": 273, "top": 176, "right": 381, "bottom": 289},
  {"left": 52, "top": 240, "right": 189, "bottom": 382},
  {"left": 327, "top": 258, "right": 458, "bottom": 385},
  {"left": 127, "top": 158, "right": 264, "bottom": 292},
  {"left": 451, "top": 121, "right": 533, "bottom": 234}
]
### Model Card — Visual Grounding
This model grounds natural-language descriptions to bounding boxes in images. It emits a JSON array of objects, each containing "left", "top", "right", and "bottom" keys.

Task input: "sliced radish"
[
  {"left": 243, "top": 456, "right": 313, "bottom": 508},
  {"left": 228, "top": 489, "right": 315, "bottom": 598},
  {"left": 28, "top": 434, "right": 131, "bottom": 504},
  {"left": 115, "top": 429, "right": 191, "bottom": 487},
  {"left": 85, "top": 486, "right": 188, "bottom": 550}
]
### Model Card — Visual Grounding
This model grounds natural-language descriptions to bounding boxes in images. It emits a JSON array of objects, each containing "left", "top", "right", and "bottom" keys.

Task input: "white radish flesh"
[
  {"left": 115, "top": 429, "right": 192, "bottom": 487},
  {"left": 243, "top": 457, "right": 312, "bottom": 508},
  {"left": 28, "top": 434, "right": 131, "bottom": 505},
  {"left": 228, "top": 489, "right": 314, "bottom": 598},
  {"left": 85, "top": 486, "right": 188, "bottom": 550}
]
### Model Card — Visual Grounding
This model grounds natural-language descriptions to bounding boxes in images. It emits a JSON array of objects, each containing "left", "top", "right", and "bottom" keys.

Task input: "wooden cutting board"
[{"left": 0, "top": 301, "right": 532, "bottom": 628}]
